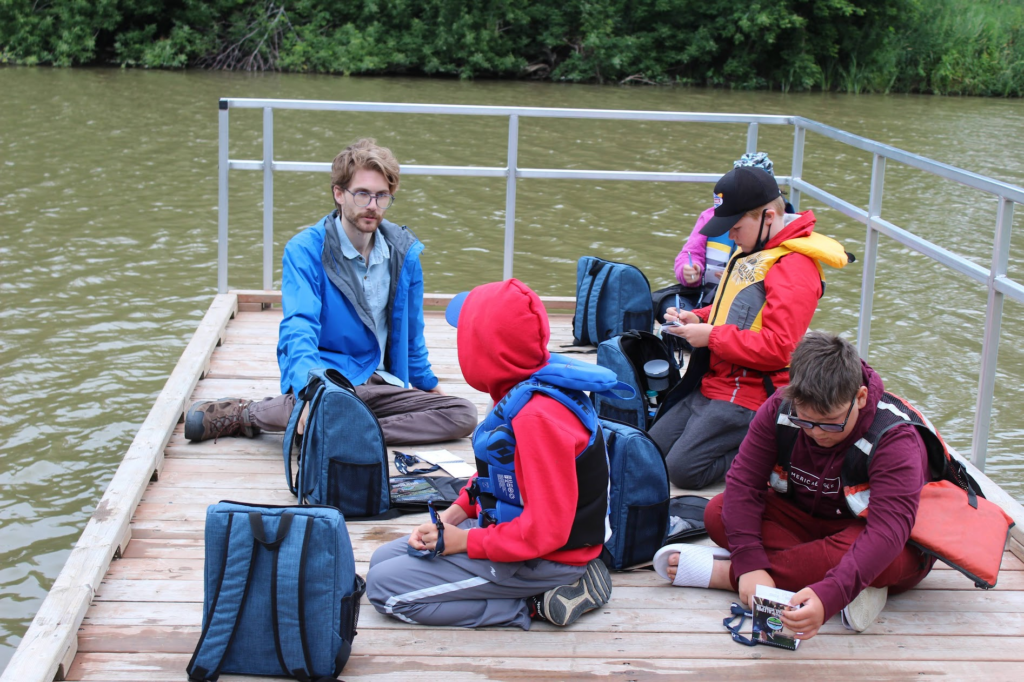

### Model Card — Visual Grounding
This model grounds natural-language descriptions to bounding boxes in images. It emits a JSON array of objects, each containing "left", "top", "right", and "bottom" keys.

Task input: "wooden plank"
[
  {"left": 78, "top": 602, "right": 1024, "bottom": 637},
  {"left": 67, "top": 626, "right": 1024, "bottom": 660},
  {"left": 61, "top": 654, "right": 1024, "bottom": 682},
  {"left": 0, "top": 294, "right": 238, "bottom": 682},
  {"left": 1011, "top": 535, "right": 1024, "bottom": 565}
]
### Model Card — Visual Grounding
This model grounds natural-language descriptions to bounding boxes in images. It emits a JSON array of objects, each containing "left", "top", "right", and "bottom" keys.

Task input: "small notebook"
[
  {"left": 751, "top": 585, "right": 802, "bottom": 650},
  {"left": 414, "top": 449, "right": 476, "bottom": 478}
]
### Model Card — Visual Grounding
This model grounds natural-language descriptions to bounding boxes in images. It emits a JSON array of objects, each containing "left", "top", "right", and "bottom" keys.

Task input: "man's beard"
[{"left": 343, "top": 205, "right": 382, "bottom": 233}]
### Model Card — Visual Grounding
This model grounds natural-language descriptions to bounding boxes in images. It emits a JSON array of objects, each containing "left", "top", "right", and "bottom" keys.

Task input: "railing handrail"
[{"left": 216, "top": 97, "right": 1024, "bottom": 471}]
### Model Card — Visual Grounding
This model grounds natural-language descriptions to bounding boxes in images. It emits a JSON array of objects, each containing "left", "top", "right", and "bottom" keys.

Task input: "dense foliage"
[{"left": 1, "top": 0, "right": 1022, "bottom": 95}]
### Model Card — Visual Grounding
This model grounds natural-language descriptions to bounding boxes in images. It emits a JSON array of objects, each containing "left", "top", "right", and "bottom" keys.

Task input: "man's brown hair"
[
  {"left": 331, "top": 138, "right": 401, "bottom": 197},
  {"left": 783, "top": 331, "right": 862, "bottom": 414}
]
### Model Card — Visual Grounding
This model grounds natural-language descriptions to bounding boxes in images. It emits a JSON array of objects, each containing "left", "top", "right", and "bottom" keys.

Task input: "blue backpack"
[
  {"left": 283, "top": 368, "right": 390, "bottom": 518},
  {"left": 600, "top": 419, "right": 671, "bottom": 570},
  {"left": 572, "top": 257, "right": 653, "bottom": 346},
  {"left": 595, "top": 330, "right": 681, "bottom": 430},
  {"left": 187, "top": 502, "right": 364, "bottom": 681}
]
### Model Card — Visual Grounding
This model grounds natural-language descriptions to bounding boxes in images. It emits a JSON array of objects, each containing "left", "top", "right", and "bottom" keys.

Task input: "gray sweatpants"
[
  {"left": 366, "top": 524, "right": 586, "bottom": 629},
  {"left": 648, "top": 389, "right": 755, "bottom": 490},
  {"left": 245, "top": 375, "right": 478, "bottom": 445}
]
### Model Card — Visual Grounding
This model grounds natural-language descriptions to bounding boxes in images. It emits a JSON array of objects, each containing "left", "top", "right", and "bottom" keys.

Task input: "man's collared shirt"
[{"left": 334, "top": 216, "right": 403, "bottom": 386}]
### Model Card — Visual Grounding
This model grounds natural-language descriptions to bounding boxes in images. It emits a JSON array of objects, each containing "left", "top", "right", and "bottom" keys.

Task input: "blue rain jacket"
[{"left": 277, "top": 212, "right": 437, "bottom": 395}]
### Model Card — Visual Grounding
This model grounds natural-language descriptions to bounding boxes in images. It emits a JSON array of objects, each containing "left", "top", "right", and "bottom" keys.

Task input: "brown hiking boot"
[{"left": 184, "top": 399, "right": 260, "bottom": 442}]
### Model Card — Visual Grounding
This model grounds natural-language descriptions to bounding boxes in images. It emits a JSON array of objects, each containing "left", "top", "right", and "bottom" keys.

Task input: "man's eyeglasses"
[
  {"left": 343, "top": 187, "right": 395, "bottom": 209},
  {"left": 788, "top": 399, "right": 855, "bottom": 433},
  {"left": 394, "top": 451, "right": 441, "bottom": 475},
  {"left": 723, "top": 603, "right": 758, "bottom": 647}
]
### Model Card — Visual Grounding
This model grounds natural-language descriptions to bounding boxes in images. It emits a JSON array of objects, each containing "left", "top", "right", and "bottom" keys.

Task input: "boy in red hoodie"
[
  {"left": 366, "top": 279, "right": 613, "bottom": 629},
  {"left": 653, "top": 166, "right": 850, "bottom": 490},
  {"left": 656, "top": 332, "right": 934, "bottom": 636}
]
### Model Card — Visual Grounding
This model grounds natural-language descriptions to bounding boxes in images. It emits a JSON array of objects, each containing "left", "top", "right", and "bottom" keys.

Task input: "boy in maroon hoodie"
[
  {"left": 366, "top": 279, "right": 613, "bottom": 629},
  {"left": 654, "top": 167, "right": 850, "bottom": 490},
  {"left": 655, "top": 332, "right": 934, "bottom": 636}
]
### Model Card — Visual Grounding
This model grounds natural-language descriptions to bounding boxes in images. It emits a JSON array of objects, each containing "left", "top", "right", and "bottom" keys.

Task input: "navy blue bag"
[
  {"left": 187, "top": 501, "right": 365, "bottom": 681},
  {"left": 600, "top": 418, "right": 671, "bottom": 570},
  {"left": 572, "top": 257, "right": 653, "bottom": 346},
  {"left": 283, "top": 368, "right": 390, "bottom": 518},
  {"left": 595, "top": 330, "right": 681, "bottom": 429}
]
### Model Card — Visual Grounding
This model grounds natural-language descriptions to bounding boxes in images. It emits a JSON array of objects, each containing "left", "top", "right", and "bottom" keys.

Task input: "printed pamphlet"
[{"left": 751, "top": 585, "right": 801, "bottom": 651}]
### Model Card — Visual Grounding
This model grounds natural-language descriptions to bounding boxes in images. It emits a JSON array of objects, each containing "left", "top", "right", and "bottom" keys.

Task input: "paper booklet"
[
  {"left": 414, "top": 449, "right": 477, "bottom": 478},
  {"left": 751, "top": 585, "right": 802, "bottom": 651}
]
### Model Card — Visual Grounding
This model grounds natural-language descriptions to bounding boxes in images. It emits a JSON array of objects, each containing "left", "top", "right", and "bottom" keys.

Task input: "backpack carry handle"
[
  {"left": 324, "top": 368, "right": 355, "bottom": 392},
  {"left": 248, "top": 512, "right": 294, "bottom": 551}
]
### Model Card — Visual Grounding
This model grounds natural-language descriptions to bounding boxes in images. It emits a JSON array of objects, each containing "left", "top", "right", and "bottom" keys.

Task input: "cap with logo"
[{"left": 699, "top": 166, "right": 782, "bottom": 238}]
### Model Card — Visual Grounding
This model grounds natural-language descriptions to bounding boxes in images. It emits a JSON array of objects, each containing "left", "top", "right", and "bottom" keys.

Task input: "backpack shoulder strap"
[
  {"left": 774, "top": 398, "right": 799, "bottom": 491},
  {"left": 187, "top": 512, "right": 259, "bottom": 681},
  {"left": 267, "top": 513, "right": 319, "bottom": 680},
  {"left": 282, "top": 399, "right": 307, "bottom": 497}
]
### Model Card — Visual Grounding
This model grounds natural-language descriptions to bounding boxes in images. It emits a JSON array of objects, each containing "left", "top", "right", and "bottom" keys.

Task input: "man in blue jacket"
[{"left": 185, "top": 139, "right": 478, "bottom": 445}]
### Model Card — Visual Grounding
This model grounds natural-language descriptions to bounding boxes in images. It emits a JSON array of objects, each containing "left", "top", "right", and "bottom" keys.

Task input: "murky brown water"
[{"left": 2, "top": 67, "right": 1023, "bottom": 666}]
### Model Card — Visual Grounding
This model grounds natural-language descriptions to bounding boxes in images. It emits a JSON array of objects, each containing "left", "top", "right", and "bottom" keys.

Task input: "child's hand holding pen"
[{"left": 682, "top": 251, "right": 701, "bottom": 284}]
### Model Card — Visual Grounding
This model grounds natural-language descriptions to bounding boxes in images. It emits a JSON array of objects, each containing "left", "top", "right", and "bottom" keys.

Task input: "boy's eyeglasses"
[
  {"left": 723, "top": 603, "right": 758, "bottom": 647},
  {"left": 343, "top": 188, "right": 395, "bottom": 209},
  {"left": 394, "top": 451, "right": 441, "bottom": 475},
  {"left": 787, "top": 399, "right": 855, "bottom": 433}
]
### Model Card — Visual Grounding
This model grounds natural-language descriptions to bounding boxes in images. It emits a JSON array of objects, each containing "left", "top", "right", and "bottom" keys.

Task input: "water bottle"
[{"left": 646, "top": 390, "right": 658, "bottom": 420}]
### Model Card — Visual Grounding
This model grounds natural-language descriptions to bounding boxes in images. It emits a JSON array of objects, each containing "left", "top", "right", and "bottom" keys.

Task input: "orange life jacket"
[{"left": 773, "top": 392, "right": 1015, "bottom": 589}]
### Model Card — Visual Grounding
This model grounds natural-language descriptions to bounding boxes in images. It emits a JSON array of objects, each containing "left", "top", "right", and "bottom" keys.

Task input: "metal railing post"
[
  {"left": 790, "top": 124, "right": 805, "bottom": 211},
  {"left": 746, "top": 123, "right": 759, "bottom": 155},
  {"left": 263, "top": 107, "right": 274, "bottom": 291},
  {"left": 503, "top": 114, "right": 520, "bottom": 280},
  {"left": 218, "top": 101, "right": 229, "bottom": 294},
  {"left": 971, "top": 198, "right": 1014, "bottom": 471},
  {"left": 857, "top": 154, "right": 886, "bottom": 360}
]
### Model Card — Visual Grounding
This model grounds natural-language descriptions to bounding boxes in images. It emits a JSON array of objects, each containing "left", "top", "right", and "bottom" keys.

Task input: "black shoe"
[
  {"left": 533, "top": 559, "right": 612, "bottom": 626},
  {"left": 184, "top": 398, "right": 259, "bottom": 442}
]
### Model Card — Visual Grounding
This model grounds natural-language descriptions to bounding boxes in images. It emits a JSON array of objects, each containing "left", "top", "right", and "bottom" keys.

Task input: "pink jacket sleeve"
[{"left": 674, "top": 207, "right": 715, "bottom": 287}]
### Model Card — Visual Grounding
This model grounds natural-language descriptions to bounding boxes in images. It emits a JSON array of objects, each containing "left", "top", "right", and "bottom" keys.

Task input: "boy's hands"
[
  {"left": 407, "top": 504, "right": 471, "bottom": 556},
  {"left": 782, "top": 587, "right": 825, "bottom": 639},
  {"left": 737, "top": 569, "right": 774, "bottom": 607}
]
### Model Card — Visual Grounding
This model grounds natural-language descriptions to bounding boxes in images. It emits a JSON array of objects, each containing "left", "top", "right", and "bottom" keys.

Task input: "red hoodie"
[
  {"left": 694, "top": 211, "right": 824, "bottom": 412},
  {"left": 723, "top": 361, "right": 929, "bottom": 620},
  {"left": 451, "top": 279, "right": 603, "bottom": 566}
]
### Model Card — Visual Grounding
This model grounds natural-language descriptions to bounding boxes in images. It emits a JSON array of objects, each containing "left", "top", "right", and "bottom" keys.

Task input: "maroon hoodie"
[
  {"left": 451, "top": 279, "right": 602, "bottom": 566},
  {"left": 723, "top": 361, "right": 928, "bottom": 620}
]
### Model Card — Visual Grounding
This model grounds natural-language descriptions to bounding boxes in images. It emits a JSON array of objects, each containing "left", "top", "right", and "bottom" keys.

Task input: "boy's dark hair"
[{"left": 783, "top": 332, "right": 862, "bottom": 413}]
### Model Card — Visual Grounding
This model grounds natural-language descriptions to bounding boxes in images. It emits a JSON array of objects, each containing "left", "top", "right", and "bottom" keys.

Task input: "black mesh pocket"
[
  {"left": 622, "top": 310, "right": 650, "bottom": 334},
  {"left": 335, "top": 575, "right": 365, "bottom": 675},
  {"left": 340, "top": 575, "right": 365, "bottom": 644},
  {"left": 621, "top": 499, "right": 670, "bottom": 567},
  {"left": 328, "top": 460, "right": 384, "bottom": 517},
  {"left": 598, "top": 402, "right": 642, "bottom": 429}
]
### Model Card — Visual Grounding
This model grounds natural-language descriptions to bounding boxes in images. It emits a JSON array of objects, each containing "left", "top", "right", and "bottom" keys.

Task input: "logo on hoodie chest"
[{"left": 789, "top": 466, "right": 841, "bottom": 495}]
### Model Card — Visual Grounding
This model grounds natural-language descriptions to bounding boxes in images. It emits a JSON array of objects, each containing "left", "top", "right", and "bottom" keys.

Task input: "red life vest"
[{"left": 772, "top": 392, "right": 1014, "bottom": 589}]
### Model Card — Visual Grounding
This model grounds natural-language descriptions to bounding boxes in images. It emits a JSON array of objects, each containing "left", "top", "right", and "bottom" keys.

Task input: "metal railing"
[{"left": 217, "top": 98, "right": 1023, "bottom": 472}]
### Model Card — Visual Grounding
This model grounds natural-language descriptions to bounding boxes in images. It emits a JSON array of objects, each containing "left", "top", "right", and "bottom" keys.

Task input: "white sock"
[{"left": 653, "top": 543, "right": 730, "bottom": 588}]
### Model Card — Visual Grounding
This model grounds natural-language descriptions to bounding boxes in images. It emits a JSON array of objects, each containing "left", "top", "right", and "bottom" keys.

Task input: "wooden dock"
[{"left": 5, "top": 290, "right": 1024, "bottom": 682}]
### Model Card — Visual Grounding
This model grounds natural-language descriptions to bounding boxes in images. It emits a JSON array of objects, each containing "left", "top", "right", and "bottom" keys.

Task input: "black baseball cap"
[{"left": 700, "top": 166, "right": 782, "bottom": 237}]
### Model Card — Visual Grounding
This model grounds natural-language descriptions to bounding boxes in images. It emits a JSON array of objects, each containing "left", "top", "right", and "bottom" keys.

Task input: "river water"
[{"left": 1, "top": 68, "right": 1023, "bottom": 665}]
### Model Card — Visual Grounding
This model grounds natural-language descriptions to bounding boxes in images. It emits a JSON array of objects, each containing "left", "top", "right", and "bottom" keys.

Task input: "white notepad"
[{"left": 414, "top": 449, "right": 477, "bottom": 478}]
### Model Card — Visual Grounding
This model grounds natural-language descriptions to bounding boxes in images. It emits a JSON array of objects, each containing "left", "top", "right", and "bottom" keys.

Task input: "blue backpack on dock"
[
  {"left": 283, "top": 368, "right": 390, "bottom": 518},
  {"left": 595, "top": 330, "right": 681, "bottom": 429},
  {"left": 187, "top": 502, "right": 365, "bottom": 682},
  {"left": 572, "top": 256, "right": 653, "bottom": 346},
  {"left": 600, "top": 418, "right": 671, "bottom": 570}
]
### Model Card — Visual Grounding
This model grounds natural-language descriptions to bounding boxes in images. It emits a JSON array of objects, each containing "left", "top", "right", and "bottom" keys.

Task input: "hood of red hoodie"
[
  {"left": 764, "top": 209, "right": 816, "bottom": 249},
  {"left": 456, "top": 279, "right": 551, "bottom": 402}
]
